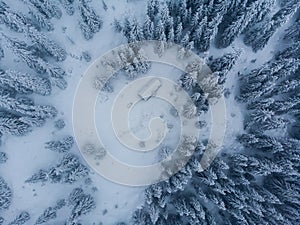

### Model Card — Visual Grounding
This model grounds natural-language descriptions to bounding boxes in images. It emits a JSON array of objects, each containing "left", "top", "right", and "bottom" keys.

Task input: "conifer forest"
[{"left": 0, "top": 0, "right": 299, "bottom": 224}]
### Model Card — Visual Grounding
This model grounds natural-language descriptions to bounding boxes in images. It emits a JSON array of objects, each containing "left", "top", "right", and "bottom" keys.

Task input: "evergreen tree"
[
  {"left": 132, "top": 207, "right": 151, "bottom": 225},
  {"left": 0, "top": 70, "right": 51, "bottom": 96},
  {"left": 59, "top": 0, "right": 75, "bottom": 16},
  {"left": 218, "top": 0, "right": 274, "bottom": 48},
  {"left": 174, "top": 22, "right": 182, "bottom": 43},
  {"left": 26, "top": 154, "right": 89, "bottom": 184},
  {"left": 276, "top": 41, "right": 300, "bottom": 60},
  {"left": 66, "top": 188, "right": 96, "bottom": 225},
  {"left": 146, "top": 0, "right": 159, "bottom": 21},
  {"left": 26, "top": 27, "right": 67, "bottom": 62},
  {"left": 271, "top": 78, "right": 300, "bottom": 96},
  {"left": 244, "top": 0, "right": 300, "bottom": 52},
  {"left": 0, "top": 2, "right": 31, "bottom": 33},
  {"left": 0, "top": 177, "right": 12, "bottom": 210},
  {"left": 4, "top": 35, "right": 67, "bottom": 89},
  {"left": 8, "top": 212, "right": 30, "bottom": 225},
  {"left": 239, "top": 58, "right": 300, "bottom": 102},
  {"left": 192, "top": 16, "right": 207, "bottom": 50},
  {"left": 78, "top": 0, "right": 103, "bottom": 40},
  {"left": 284, "top": 14, "right": 300, "bottom": 41},
  {"left": 0, "top": 114, "right": 31, "bottom": 136},
  {"left": 35, "top": 199, "right": 66, "bottom": 224},
  {"left": 128, "top": 18, "right": 144, "bottom": 42},
  {"left": 0, "top": 93, "right": 57, "bottom": 119},
  {"left": 142, "top": 15, "right": 154, "bottom": 40},
  {"left": 245, "top": 109, "right": 287, "bottom": 131},
  {"left": 200, "top": 14, "right": 222, "bottom": 52},
  {"left": 208, "top": 50, "right": 241, "bottom": 84},
  {"left": 45, "top": 136, "right": 74, "bottom": 153},
  {"left": 29, "top": 9, "right": 54, "bottom": 31},
  {"left": 24, "top": 0, "right": 62, "bottom": 19}
]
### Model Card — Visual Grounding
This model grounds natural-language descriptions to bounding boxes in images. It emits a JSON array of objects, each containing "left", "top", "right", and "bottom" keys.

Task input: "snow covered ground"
[{"left": 1, "top": 0, "right": 298, "bottom": 224}]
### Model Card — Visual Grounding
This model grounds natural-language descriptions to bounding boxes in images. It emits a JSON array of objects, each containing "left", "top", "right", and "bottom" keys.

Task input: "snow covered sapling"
[
  {"left": 0, "top": 177, "right": 12, "bottom": 210},
  {"left": 54, "top": 119, "right": 65, "bottom": 130},
  {"left": 35, "top": 199, "right": 66, "bottom": 224},
  {"left": 8, "top": 212, "right": 30, "bottom": 225},
  {"left": 82, "top": 51, "right": 91, "bottom": 62},
  {"left": 45, "top": 135, "right": 74, "bottom": 153},
  {"left": 0, "top": 152, "right": 7, "bottom": 163}
]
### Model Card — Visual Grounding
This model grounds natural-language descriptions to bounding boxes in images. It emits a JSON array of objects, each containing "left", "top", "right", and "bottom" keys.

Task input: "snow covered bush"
[{"left": 0, "top": 152, "right": 7, "bottom": 164}]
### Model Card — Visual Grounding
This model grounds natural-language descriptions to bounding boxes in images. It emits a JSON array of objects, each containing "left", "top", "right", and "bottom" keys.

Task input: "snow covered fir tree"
[{"left": 0, "top": 0, "right": 299, "bottom": 224}]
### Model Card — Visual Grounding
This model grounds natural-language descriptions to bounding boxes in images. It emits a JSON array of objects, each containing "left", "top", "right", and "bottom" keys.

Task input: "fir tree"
[
  {"left": 217, "top": 0, "right": 275, "bottom": 48},
  {"left": 3, "top": 35, "right": 67, "bottom": 89},
  {"left": 0, "top": 177, "right": 12, "bottom": 210},
  {"left": 29, "top": 9, "right": 54, "bottom": 31},
  {"left": 143, "top": 15, "right": 154, "bottom": 40},
  {"left": 0, "top": 2, "right": 31, "bottom": 33},
  {"left": 26, "top": 154, "right": 89, "bottom": 184},
  {"left": 26, "top": 27, "right": 67, "bottom": 62},
  {"left": 78, "top": 0, "right": 103, "bottom": 40},
  {"left": 0, "top": 70, "right": 51, "bottom": 96},
  {"left": 0, "top": 93, "right": 57, "bottom": 119},
  {"left": 45, "top": 136, "right": 74, "bottom": 153},
  {"left": 35, "top": 199, "right": 66, "bottom": 224},
  {"left": 66, "top": 188, "right": 96, "bottom": 225},
  {"left": 0, "top": 114, "right": 31, "bottom": 136},
  {"left": 208, "top": 50, "right": 241, "bottom": 84},
  {"left": 59, "top": 0, "right": 75, "bottom": 16},
  {"left": 24, "top": 0, "right": 62, "bottom": 19},
  {"left": 244, "top": 0, "right": 300, "bottom": 52},
  {"left": 8, "top": 212, "right": 30, "bottom": 225}
]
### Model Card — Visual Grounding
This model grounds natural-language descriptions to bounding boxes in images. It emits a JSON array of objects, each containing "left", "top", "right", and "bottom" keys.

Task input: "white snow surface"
[{"left": 0, "top": 0, "right": 294, "bottom": 224}]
